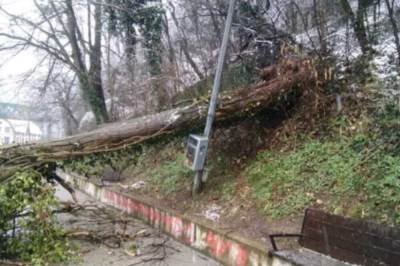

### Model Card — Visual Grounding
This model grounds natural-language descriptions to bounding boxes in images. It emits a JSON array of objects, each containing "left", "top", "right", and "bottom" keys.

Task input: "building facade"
[{"left": 0, "top": 119, "right": 42, "bottom": 145}]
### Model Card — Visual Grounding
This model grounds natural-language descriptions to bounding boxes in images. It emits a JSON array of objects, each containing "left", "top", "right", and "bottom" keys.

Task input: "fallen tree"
[
  {"left": 0, "top": 56, "right": 317, "bottom": 183},
  {"left": 0, "top": 56, "right": 318, "bottom": 263}
]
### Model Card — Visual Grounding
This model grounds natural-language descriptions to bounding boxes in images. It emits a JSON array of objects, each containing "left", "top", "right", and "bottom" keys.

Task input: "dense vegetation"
[
  {"left": 0, "top": 171, "right": 71, "bottom": 264},
  {"left": 63, "top": 90, "right": 400, "bottom": 226},
  {"left": 246, "top": 114, "right": 400, "bottom": 224}
]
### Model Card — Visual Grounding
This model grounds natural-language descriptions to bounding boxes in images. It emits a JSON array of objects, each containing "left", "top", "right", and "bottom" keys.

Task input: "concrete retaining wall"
[{"left": 58, "top": 171, "right": 292, "bottom": 266}]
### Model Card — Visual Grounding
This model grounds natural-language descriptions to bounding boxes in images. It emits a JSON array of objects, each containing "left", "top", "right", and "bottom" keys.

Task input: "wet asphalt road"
[{"left": 55, "top": 186, "right": 219, "bottom": 266}]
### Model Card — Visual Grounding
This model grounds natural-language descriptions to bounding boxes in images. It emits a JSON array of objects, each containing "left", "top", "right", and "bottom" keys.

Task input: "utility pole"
[{"left": 192, "top": 0, "right": 236, "bottom": 195}]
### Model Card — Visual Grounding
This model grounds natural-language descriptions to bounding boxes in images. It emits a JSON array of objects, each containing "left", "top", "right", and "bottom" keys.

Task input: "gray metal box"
[{"left": 186, "top": 134, "right": 208, "bottom": 171}]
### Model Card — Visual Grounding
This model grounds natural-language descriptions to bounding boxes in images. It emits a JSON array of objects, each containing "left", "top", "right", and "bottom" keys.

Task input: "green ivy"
[
  {"left": 63, "top": 147, "right": 141, "bottom": 178},
  {"left": 246, "top": 139, "right": 363, "bottom": 218},
  {"left": 366, "top": 155, "right": 400, "bottom": 223},
  {"left": 149, "top": 153, "right": 192, "bottom": 195},
  {"left": 246, "top": 129, "right": 400, "bottom": 225},
  {"left": 105, "top": 1, "right": 164, "bottom": 76},
  {"left": 139, "top": 6, "right": 164, "bottom": 77}
]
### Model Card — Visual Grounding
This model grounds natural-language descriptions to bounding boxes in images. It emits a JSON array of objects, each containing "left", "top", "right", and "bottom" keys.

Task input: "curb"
[{"left": 58, "top": 171, "right": 291, "bottom": 266}]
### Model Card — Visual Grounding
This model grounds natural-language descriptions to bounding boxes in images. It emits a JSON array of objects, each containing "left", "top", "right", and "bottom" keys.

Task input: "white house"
[{"left": 0, "top": 119, "right": 42, "bottom": 145}]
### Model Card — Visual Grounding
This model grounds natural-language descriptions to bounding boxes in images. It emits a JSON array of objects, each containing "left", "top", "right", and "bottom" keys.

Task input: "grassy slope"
[
  {"left": 64, "top": 84, "right": 400, "bottom": 227},
  {"left": 63, "top": 9, "right": 400, "bottom": 228},
  {"left": 246, "top": 135, "right": 400, "bottom": 224}
]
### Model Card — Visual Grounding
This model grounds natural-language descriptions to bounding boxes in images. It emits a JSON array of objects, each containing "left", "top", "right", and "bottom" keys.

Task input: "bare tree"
[
  {"left": 312, "top": 0, "right": 329, "bottom": 57},
  {"left": 52, "top": 76, "right": 81, "bottom": 136},
  {"left": 0, "top": 0, "right": 109, "bottom": 124},
  {"left": 168, "top": 1, "right": 205, "bottom": 80},
  {"left": 29, "top": 59, "right": 84, "bottom": 137}
]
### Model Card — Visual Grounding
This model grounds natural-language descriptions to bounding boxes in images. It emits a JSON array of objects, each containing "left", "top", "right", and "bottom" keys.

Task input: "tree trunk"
[
  {"left": 169, "top": 1, "right": 205, "bottom": 80},
  {"left": 162, "top": 13, "right": 180, "bottom": 95},
  {"left": 205, "top": 0, "right": 223, "bottom": 45},
  {"left": 340, "top": 0, "right": 371, "bottom": 55},
  {"left": 0, "top": 57, "right": 316, "bottom": 182},
  {"left": 141, "top": 4, "right": 167, "bottom": 112},
  {"left": 66, "top": 0, "right": 108, "bottom": 125},
  {"left": 125, "top": 20, "right": 137, "bottom": 76},
  {"left": 88, "top": 0, "right": 108, "bottom": 124},
  {"left": 384, "top": 0, "right": 400, "bottom": 65},
  {"left": 313, "top": 0, "right": 328, "bottom": 57}
]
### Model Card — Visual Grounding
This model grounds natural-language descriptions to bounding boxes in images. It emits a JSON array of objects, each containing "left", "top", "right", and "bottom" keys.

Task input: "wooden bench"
[{"left": 269, "top": 208, "right": 400, "bottom": 266}]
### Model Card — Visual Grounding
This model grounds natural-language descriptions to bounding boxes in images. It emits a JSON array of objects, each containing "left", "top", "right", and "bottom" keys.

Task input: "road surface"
[{"left": 55, "top": 186, "right": 219, "bottom": 266}]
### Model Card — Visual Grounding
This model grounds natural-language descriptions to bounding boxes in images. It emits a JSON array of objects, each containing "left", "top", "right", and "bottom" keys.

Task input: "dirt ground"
[{"left": 55, "top": 186, "right": 220, "bottom": 266}]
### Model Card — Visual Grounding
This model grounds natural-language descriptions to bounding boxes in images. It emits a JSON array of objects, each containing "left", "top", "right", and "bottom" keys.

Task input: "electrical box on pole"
[{"left": 185, "top": 135, "right": 208, "bottom": 171}]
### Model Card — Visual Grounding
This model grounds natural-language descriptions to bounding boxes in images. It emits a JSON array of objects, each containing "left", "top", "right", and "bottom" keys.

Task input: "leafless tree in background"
[
  {"left": 1, "top": 0, "right": 400, "bottom": 134},
  {"left": 0, "top": 0, "right": 108, "bottom": 124}
]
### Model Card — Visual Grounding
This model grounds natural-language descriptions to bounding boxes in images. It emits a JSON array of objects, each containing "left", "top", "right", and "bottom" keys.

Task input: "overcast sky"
[{"left": 0, "top": 0, "right": 39, "bottom": 104}]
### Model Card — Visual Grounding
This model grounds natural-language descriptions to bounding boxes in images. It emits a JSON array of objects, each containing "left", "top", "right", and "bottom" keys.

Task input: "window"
[
  {"left": 4, "top": 137, "right": 10, "bottom": 144},
  {"left": 5, "top": 127, "right": 10, "bottom": 133}
]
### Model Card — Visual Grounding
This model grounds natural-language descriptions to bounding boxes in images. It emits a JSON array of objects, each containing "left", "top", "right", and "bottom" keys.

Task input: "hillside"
[
  {"left": 63, "top": 64, "right": 400, "bottom": 244},
  {"left": 60, "top": 5, "right": 400, "bottom": 238}
]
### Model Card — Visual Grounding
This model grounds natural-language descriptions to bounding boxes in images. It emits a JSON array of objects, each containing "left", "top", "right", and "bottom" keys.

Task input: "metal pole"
[
  {"left": 192, "top": 0, "right": 236, "bottom": 195},
  {"left": 204, "top": 0, "right": 236, "bottom": 139}
]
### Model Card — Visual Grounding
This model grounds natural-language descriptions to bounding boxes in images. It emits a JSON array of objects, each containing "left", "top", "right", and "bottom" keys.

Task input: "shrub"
[{"left": 0, "top": 170, "right": 70, "bottom": 265}]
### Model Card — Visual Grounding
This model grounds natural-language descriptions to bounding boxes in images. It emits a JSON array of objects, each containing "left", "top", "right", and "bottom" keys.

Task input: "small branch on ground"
[{"left": 51, "top": 171, "right": 78, "bottom": 203}]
